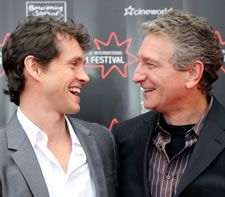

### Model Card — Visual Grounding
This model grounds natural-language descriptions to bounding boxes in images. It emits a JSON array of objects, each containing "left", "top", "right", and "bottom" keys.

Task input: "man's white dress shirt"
[{"left": 17, "top": 108, "right": 96, "bottom": 197}]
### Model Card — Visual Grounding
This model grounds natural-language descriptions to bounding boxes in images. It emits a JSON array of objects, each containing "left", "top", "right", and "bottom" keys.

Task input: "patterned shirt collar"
[{"left": 156, "top": 96, "right": 214, "bottom": 137}]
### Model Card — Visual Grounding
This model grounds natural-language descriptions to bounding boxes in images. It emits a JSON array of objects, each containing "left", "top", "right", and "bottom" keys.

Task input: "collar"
[
  {"left": 156, "top": 96, "right": 214, "bottom": 137},
  {"left": 17, "top": 108, "right": 81, "bottom": 148}
]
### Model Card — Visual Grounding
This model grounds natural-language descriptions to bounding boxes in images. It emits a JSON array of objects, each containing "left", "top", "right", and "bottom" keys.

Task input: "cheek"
[
  {"left": 154, "top": 76, "right": 183, "bottom": 96},
  {"left": 44, "top": 79, "right": 63, "bottom": 95},
  {"left": 149, "top": 72, "right": 168, "bottom": 86},
  {"left": 161, "top": 71, "right": 185, "bottom": 85}
]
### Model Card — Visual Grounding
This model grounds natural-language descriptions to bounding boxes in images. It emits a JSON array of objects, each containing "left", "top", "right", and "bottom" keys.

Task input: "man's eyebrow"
[
  {"left": 68, "top": 56, "right": 85, "bottom": 64},
  {"left": 139, "top": 56, "right": 160, "bottom": 65}
]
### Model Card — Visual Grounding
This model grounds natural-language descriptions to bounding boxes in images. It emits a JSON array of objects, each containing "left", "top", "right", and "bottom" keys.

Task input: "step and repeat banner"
[{"left": 0, "top": 0, "right": 225, "bottom": 129}]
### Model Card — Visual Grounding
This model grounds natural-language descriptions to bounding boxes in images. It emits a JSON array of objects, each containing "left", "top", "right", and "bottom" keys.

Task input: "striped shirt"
[{"left": 148, "top": 97, "right": 213, "bottom": 197}]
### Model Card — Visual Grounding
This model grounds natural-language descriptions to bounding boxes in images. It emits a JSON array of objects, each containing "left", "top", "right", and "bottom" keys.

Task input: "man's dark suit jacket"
[
  {"left": 113, "top": 97, "right": 225, "bottom": 197},
  {"left": 0, "top": 113, "right": 118, "bottom": 197}
]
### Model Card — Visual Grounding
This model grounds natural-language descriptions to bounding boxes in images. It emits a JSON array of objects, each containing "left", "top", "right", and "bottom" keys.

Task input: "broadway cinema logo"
[
  {"left": 85, "top": 32, "right": 138, "bottom": 79},
  {"left": 26, "top": 1, "right": 67, "bottom": 21}
]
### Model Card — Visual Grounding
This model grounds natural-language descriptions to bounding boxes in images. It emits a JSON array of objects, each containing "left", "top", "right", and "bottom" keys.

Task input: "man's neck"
[
  {"left": 19, "top": 104, "right": 67, "bottom": 141},
  {"left": 163, "top": 95, "right": 209, "bottom": 126}
]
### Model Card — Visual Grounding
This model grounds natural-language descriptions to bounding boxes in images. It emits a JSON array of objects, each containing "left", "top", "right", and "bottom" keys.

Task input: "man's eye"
[
  {"left": 71, "top": 59, "right": 84, "bottom": 66},
  {"left": 69, "top": 63, "right": 78, "bottom": 70},
  {"left": 146, "top": 63, "right": 156, "bottom": 69},
  {"left": 70, "top": 62, "right": 79, "bottom": 67},
  {"left": 71, "top": 62, "right": 78, "bottom": 66}
]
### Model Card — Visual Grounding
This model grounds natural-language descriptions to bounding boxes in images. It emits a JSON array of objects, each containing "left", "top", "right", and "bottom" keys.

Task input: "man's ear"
[
  {"left": 185, "top": 60, "right": 204, "bottom": 89},
  {"left": 24, "top": 55, "right": 42, "bottom": 80}
]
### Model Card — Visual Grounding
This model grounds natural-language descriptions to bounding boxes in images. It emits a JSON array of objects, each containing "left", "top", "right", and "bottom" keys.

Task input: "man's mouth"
[
  {"left": 69, "top": 87, "right": 81, "bottom": 96},
  {"left": 143, "top": 88, "right": 155, "bottom": 93}
]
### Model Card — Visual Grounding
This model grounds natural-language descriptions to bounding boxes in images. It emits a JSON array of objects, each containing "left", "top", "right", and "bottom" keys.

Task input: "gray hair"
[{"left": 141, "top": 10, "right": 223, "bottom": 96}]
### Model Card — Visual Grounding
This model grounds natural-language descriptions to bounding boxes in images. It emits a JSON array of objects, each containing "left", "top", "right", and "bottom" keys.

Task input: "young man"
[
  {"left": 113, "top": 10, "right": 225, "bottom": 197},
  {"left": 0, "top": 16, "right": 118, "bottom": 197}
]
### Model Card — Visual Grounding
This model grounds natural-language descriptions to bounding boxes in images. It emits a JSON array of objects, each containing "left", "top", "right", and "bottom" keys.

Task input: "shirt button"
[
  {"left": 158, "top": 142, "right": 163, "bottom": 149},
  {"left": 165, "top": 175, "right": 171, "bottom": 180}
]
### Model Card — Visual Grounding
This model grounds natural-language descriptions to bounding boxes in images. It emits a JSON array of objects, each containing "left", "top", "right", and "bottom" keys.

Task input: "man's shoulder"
[
  {"left": 0, "top": 124, "right": 6, "bottom": 131},
  {"left": 0, "top": 124, "right": 7, "bottom": 140},
  {"left": 67, "top": 115, "right": 111, "bottom": 138},
  {"left": 68, "top": 116, "right": 98, "bottom": 126},
  {"left": 67, "top": 116, "right": 117, "bottom": 163},
  {"left": 208, "top": 97, "right": 225, "bottom": 128},
  {"left": 0, "top": 124, "right": 10, "bottom": 161},
  {"left": 112, "top": 110, "right": 158, "bottom": 141},
  {"left": 114, "top": 110, "right": 156, "bottom": 130},
  {"left": 212, "top": 96, "right": 225, "bottom": 112}
]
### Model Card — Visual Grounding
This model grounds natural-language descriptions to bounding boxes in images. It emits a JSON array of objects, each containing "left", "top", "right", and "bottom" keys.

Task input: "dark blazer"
[
  {"left": 112, "top": 97, "right": 225, "bottom": 197},
  {"left": 0, "top": 113, "right": 118, "bottom": 197}
]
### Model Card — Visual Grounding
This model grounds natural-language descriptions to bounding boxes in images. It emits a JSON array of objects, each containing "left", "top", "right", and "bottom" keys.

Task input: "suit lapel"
[
  {"left": 69, "top": 118, "right": 107, "bottom": 197},
  {"left": 142, "top": 111, "right": 159, "bottom": 197},
  {"left": 7, "top": 113, "right": 49, "bottom": 197},
  {"left": 176, "top": 98, "right": 225, "bottom": 196}
]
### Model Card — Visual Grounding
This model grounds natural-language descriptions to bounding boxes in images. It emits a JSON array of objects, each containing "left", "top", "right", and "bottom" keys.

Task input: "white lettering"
[
  {"left": 0, "top": 52, "right": 2, "bottom": 66},
  {"left": 124, "top": 5, "right": 173, "bottom": 16},
  {"left": 88, "top": 55, "right": 125, "bottom": 64}
]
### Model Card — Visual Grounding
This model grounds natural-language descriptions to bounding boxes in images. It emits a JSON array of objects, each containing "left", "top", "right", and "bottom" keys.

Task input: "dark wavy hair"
[
  {"left": 2, "top": 16, "right": 92, "bottom": 105},
  {"left": 141, "top": 10, "right": 224, "bottom": 96}
]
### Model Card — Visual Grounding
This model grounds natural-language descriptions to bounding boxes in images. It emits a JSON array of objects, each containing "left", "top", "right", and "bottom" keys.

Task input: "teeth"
[
  {"left": 69, "top": 87, "right": 80, "bottom": 95},
  {"left": 143, "top": 88, "right": 155, "bottom": 92}
]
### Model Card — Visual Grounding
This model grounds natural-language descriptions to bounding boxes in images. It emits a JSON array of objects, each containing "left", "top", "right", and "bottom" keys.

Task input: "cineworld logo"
[{"left": 124, "top": 5, "right": 172, "bottom": 16}]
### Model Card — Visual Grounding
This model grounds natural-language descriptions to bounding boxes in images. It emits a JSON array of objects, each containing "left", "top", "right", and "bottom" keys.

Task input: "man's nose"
[
  {"left": 132, "top": 63, "right": 146, "bottom": 83},
  {"left": 78, "top": 67, "right": 90, "bottom": 84}
]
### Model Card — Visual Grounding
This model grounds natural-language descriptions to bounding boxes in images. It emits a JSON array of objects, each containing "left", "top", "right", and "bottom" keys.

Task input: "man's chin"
[
  {"left": 66, "top": 107, "right": 80, "bottom": 115},
  {"left": 144, "top": 103, "right": 157, "bottom": 111}
]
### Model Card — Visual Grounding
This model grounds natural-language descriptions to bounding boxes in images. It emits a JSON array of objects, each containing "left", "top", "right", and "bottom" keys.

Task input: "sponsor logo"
[
  {"left": 26, "top": 1, "right": 67, "bottom": 21},
  {"left": 0, "top": 32, "right": 11, "bottom": 79},
  {"left": 215, "top": 31, "right": 225, "bottom": 73},
  {"left": 85, "top": 32, "right": 138, "bottom": 79},
  {"left": 124, "top": 5, "right": 172, "bottom": 16},
  {"left": 108, "top": 118, "right": 119, "bottom": 131},
  {"left": 0, "top": 52, "right": 3, "bottom": 78}
]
